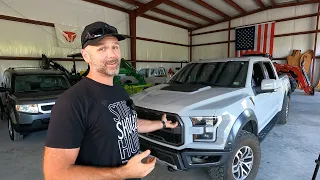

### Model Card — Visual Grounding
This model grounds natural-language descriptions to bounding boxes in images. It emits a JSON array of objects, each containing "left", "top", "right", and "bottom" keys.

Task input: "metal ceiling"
[{"left": 86, "top": 0, "right": 319, "bottom": 30}]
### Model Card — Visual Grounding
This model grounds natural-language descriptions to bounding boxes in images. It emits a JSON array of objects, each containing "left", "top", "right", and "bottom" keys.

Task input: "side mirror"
[
  {"left": 255, "top": 79, "right": 279, "bottom": 93},
  {"left": 0, "top": 87, "right": 10, "bottom": 92},
  {"left": 261, "top": 79, "right": 279, "bottom": 90}
]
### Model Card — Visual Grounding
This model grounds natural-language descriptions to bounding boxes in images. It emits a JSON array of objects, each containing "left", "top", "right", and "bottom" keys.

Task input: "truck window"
[
  {"left": 263, "top": 62, "right": 276, "bottom": 79},
  {"left": 14, "top": 74, "right": 71, "bottom": 92},
  {"left": 252, "top": 63, "right": 265, "bottom": 87},
  {"left": 169, "top": 61, "right": 248, "bottom": 88},
  {"left": 4, "top": 74, "right": 10, "bottom": 88}
]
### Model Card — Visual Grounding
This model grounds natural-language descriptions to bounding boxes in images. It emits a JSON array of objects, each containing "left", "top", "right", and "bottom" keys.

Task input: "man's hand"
[
  {"left": 120, "top": 150, "right": 156, "bottom": 179},
  {"left": 162, "top": 114, "right": 178, "bottom": 129}
]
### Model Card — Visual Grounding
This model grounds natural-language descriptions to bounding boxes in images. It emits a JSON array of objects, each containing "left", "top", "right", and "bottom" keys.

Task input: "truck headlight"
[
  {"left": 15, "top": 104, "right": 39, "bottom": 113},
  {"left": 190, "top": 117, "right": 219, "bottom": 142}
]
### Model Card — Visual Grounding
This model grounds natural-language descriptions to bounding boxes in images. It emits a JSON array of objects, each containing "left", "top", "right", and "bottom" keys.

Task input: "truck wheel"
[
  {"left": 277, "top": 96, "right": 289, "bottom": 125},
  {"left": 8, "top": 119, "right": 24, "bottom": 141},
  {"left": 310, "top": 87, "right": 315, "bottom": 96},
  {"left": 208, "top": 131, "right": 260, "bottom": 180},
  {"left": 289, "top": 76, "right": 297, "bottom": 93}
]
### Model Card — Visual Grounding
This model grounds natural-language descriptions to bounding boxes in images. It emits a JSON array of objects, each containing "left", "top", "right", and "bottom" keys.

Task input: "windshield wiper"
[
  {"left": 170, "top": 80, "right": 182, "bottom": 84},
  {"left": 190, "top": 82, "right": 212, "bottom": 86},
  {"left": 16, "top": 90, "right": 43, "bottom": 93}
]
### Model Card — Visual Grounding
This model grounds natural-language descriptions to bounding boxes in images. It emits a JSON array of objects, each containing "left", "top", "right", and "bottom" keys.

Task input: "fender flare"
[{"left": 224, "top": 109, "right": 258, "bottom": 151}]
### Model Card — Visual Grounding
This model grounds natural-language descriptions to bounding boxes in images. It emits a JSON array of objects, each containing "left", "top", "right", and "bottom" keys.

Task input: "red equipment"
[
  {"left": 273, "top": 62, "right": 314, "bottom": 95},
  {"left": 241, "top": 51, "right": 315, "bottom": 95}
]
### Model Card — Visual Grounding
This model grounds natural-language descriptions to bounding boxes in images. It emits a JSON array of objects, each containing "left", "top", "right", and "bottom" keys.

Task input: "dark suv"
[{"left": 0, "top": 67, "right": 71, "bottom": 141}]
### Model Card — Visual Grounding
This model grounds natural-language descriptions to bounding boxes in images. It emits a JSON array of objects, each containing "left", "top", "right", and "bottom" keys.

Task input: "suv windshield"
[
  {"left": 14, "top": 74, "right": 71, "bottom": 93},
  {"left": 169, "top": 61, "right": 249, "bottom": 88}
]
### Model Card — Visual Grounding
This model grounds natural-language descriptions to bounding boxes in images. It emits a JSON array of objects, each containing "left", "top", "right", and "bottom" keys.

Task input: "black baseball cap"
[{"left": 81, "top": 21, "right": 126, "bottom": 49}]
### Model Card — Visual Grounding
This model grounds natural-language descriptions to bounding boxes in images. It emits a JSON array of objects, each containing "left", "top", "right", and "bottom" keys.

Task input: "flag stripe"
[
  {"left": 266, "top": 23, "right": 271, "bottom": 53},
  {"left": 257, "top": 25, "right": 262, "bottom": 53},
  {"left": 270, "top": 22, "right": 275, "bottom": 55},
  {"left": 254, "top": 25, "right": 258, "bottom": 52},
  {"left": 263, "top": 23, "right": 268, "bottom": 53}
]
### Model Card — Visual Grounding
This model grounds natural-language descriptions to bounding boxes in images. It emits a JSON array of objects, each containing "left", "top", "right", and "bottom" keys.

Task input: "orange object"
[
  {"left": 299, "top": 50, "right": 313, "bottom": 74},
  {"left": 287, "top": 50, "right": 301, "bottom": 67}
]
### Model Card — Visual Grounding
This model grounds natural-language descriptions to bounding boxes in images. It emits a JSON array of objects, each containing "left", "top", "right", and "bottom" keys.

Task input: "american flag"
[{"left": 235, "top": 22, "right": 275, "bottom": 57}]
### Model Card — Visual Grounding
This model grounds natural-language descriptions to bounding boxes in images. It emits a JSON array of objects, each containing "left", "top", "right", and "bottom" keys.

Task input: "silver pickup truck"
[
  {"left": 0, "top": 67, "right": 71, "bottom": 141},
  {"left": 131, "top": 56, "right": 291, "bottom": 180}
]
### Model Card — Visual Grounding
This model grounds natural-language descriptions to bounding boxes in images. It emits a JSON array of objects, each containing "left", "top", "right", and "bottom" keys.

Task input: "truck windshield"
[
  {"left": 14, "top": 74, "right": 71, "bottom": 93},
  {"left": 169, "top": 61, "right": 249, "bottom": 88}
]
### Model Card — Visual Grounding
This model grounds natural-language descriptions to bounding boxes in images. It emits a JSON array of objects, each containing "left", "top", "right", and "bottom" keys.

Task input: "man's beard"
[{"left": 93, "top": 58, "right": 120, "bottom": 76}]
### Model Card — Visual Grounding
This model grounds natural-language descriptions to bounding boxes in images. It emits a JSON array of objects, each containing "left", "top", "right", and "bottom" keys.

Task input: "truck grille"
[
  {"left": 135, "top": 106, "right": 184, "bottom": 146},
  {"left": 41, "top": 105, "right": 53, "bottom": 111}
]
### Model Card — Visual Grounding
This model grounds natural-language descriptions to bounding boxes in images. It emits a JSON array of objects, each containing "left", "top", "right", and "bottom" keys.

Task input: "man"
[{"left": 43, "top": 21, "right": 178, "bottom": 180}]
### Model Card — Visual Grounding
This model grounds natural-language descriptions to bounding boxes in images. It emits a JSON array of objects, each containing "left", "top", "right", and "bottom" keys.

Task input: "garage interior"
[{"left": 0, "top": 0, "right": 320, "bottom": 180}]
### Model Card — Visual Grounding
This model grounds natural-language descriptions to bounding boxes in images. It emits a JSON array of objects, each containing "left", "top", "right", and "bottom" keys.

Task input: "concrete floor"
[{"left": 0, "top": 89, "right": 319, "bottom": 180}]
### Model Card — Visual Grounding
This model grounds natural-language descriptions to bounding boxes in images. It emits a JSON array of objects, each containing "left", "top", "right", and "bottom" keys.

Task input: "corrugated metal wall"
[
  {"left": 136, "top": 17, "right": 188, "bottom": 71},
  {"left": 0, "top": 0, "right": 189, "bottom": 82},
  {"left": 192, "top": 4, "right": 320, "bottom": 85}
]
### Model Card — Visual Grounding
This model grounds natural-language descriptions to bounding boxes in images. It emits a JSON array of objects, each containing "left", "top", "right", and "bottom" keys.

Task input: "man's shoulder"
[{"left": 56, "top": 79, "right": 89, "bottom": 103}]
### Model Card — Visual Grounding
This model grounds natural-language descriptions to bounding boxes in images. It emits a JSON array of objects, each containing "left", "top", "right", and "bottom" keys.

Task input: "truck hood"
[
  {"left": 13, "top": 90, "right": 65, "bottom": 104},
  {"left": 131, "top": 84, "right": 244, "bottom": 115}
]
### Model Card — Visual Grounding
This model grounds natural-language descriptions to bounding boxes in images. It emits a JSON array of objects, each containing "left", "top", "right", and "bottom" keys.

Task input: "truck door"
[
  {"left": 251, "top": 62, "right": 275, "bottom": 132},
  {"left": 262, "top": 61, "right": 283, "bottom": 113}
]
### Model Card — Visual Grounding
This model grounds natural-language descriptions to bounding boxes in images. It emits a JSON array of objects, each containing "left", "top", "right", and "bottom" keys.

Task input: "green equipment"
[{"left": 66, "top": 53, "right": 151, "bottom": 95}]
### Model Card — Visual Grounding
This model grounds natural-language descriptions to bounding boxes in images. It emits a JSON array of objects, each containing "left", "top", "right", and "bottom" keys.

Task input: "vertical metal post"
[
  {"left": 189, "top": 30, "right": 192, "bottom": 62},
  {"left": 311, "top": 2, "right": 320, "bottom": 84},
  {"left": 228, "top": 20, "right": 231, "bottom": 57},
  {"left": 130, "top": 13, "right": 137, "bottom": 69}
]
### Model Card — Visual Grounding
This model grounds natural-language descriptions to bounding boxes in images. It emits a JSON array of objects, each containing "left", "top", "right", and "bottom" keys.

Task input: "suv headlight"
[
  {"left": 190, "top": 116, "right": 219, "bottom": 142},
  {"left": 16, "top": 104, "right": 39, "bottom": 113}
]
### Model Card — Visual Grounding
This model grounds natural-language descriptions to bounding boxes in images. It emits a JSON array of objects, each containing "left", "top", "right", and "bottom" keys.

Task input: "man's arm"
[
  {"left": 43, "top": 147, "right": 156, "bottom": 180},
  {"left": 137, "top": 114, "right": 178, "bottom": 133}
]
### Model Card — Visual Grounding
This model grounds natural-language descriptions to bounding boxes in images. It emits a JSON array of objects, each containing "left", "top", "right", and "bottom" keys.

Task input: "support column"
[
  {"left": 311, "top": 2, "right": 320, "bottom": 84},
  {"left": 129, "top": 13, "right": 137, "bottom": 69},
  {"left": 228, "top": 20, "right": 231, "bottom": 57},
  {"left": 189, "top": 30, "right": 192, "bottom": 62}
]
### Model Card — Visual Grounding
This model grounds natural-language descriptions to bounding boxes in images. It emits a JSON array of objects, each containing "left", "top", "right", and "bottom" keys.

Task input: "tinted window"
[
  {"left": 263, "top": 62, "right": 276, "bottom": 79},
  {"left": 14, "top": 74, "right": 71, "bottom": 92},
  {"left": 169, "top": 61, "right": 249, "bottom": 88},
  {"left": 252, "top": 63, "right": 265, "bottom": 87}
]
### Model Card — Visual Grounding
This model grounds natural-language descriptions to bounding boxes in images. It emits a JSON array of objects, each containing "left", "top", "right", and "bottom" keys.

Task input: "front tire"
[
  {"left": 8, "top": 119, "right": 24, "bottom": 141},
  {"left": 208, "top": 131, "right": 261, "bottom": 180},
  {"left": 288, "top": 76, "right": 297, "bottom": 92}
]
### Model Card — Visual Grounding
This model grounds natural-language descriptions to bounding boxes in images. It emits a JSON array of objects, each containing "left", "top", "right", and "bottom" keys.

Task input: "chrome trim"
[{"left": 38, "top": 102, "right": 55, "bottom": 114}]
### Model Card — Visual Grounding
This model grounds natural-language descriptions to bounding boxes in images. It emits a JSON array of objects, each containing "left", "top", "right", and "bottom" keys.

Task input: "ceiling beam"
[
  {"left": 121, "top": 0, "right": 202, "bottom": 26},
  {"left": 193, "top": 0, "right": 319, "bottom": 30},
  {"left": 133, "top": 0, "right": 168, "bottom": 17},
  {"left": 141, "top": 14, "right": 190, "bottom": 30},
  {"left": 164, "top": 1, "right": 216, "bottom": 24},
  {"left": 193, "top": 0, "right": 230, "bottom": 19},
  {"left": 254, "top": 0, "right": 266, "bottom": 9},
  {"left": 224, "top": 0, "right": 246, "bottom": 14},
  {"left": 151, "top": 8, "right": 201, "bottom": 26},
  {"left": 82, "top": 0, "right": 130, "bottom": 13},
  {"left": 84, "top": 0, "right": 189, "bottom": 29}
]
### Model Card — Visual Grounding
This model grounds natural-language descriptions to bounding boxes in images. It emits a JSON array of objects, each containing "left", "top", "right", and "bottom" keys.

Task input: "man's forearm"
[
  {"left": 138, "top": 119, "right": 163, "bottom": 133},
  {"left": 45, "top": 164, "right": 126, "bottom": 180}
]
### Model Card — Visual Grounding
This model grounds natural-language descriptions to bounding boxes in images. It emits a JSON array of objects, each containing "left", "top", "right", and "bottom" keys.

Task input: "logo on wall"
[
  {"left": 54, "top": 23, "right": 83, "bottom": 49},
  {"left": 62, "top": 31, "right": 77, "bottom": 42}
]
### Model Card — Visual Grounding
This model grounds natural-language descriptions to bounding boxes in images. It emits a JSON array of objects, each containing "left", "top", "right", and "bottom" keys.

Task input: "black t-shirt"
[{"left": 45, "top": 77, "right": 140, "bottom": 180}]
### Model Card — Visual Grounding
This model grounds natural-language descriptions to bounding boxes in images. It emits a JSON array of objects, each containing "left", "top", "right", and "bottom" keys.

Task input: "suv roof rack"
[{"left": 9, "top": 67, "right": 42, "bottom": 70}]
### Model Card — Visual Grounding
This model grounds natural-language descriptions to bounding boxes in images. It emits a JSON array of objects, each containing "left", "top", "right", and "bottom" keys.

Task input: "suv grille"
[
  {"left": 135, "top": 106, "right": 184, "bottom": 146},
  {"left": 41, "top": 105, "right": 53, "bottom": 111}
]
